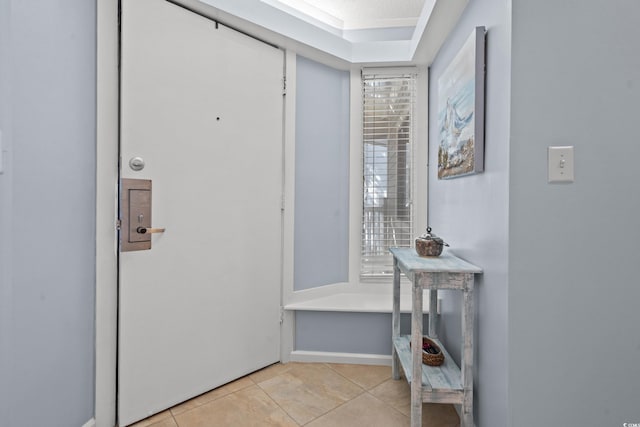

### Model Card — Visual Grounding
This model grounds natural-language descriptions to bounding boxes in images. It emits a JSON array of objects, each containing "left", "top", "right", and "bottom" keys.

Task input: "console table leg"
[
  {"left": 461, "top": 277, "right": 474, "bottom": 427},
  {"left": 428, "top": 287, "right": 438, "bottom": 338},
  {"left": 411, "top": 278, "right": 423, "bottom": 427},
  {"left": 392, "top": 259, "right": 401, "bottom": 380},
  {"left": 462, "top": 394, "right": 474, "bottom": 427}
]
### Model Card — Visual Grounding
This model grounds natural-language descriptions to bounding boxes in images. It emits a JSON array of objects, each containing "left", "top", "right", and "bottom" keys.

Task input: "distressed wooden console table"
[{"left": 389, "top": 248, "right": 482, "bottom": 427}]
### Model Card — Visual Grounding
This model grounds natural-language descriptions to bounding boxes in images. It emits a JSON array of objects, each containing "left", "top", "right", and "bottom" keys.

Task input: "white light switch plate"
[{"left": 548, "top": 146, "right": 574, "bottom": 183}]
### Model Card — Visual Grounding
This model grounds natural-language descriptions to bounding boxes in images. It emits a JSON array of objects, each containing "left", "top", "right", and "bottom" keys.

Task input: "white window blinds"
[{"left": 361, "top": 71, "right": 416, "bottom": 279}]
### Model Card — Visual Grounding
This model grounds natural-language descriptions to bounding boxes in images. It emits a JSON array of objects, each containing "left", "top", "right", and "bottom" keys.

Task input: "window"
[{"left": 361, "top": 71, "right": 416, "bottom": 279}]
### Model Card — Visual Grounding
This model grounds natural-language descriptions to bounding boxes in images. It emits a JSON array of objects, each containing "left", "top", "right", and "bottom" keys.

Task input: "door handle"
[
  {"left": 136, "top": 227, "right": 165, "bottom": 234},
  {"left": 121, "top": 178, "right": 164, "bottom": 252}
]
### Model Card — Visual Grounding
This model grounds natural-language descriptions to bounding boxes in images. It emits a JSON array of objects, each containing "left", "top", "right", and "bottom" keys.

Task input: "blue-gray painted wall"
[
  {"left": 296, "top": 312, "right": 429, "bottom": 355},
  {"left": 509, "top": 1, "right": 640, "bottom": 425},
  {"left": 431, "top": 0, "right": 640, "bottom": 426},
  {"left": 294, "top": 56, "right": 350, "bottom": 291},
  {"left": 427, "top": 1, "right": 511, "bottom": 426},
  {"left": 292, "top": 56, "right": 430, "bottom": 356},
  {"left": 0, "top": 1, "right": 96, "bottom": 426},
  {"left": 0, "top": 0, "right": 12, "bottom": 424},
  {"left": 2, "top": 2, "right": 638, "bottom": 426}
]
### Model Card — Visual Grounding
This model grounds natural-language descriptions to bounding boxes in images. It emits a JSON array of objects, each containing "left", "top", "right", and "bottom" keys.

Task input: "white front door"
[{"left": 118, "top": 1, "right": 284, "bottom": 425}]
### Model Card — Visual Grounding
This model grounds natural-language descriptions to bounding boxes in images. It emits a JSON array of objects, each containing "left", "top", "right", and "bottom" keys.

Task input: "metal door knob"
[
  {"left": 129, "top": 156, "right": 145, "bottom": 171},
  {"left": 136, "top": 227, "right": 165, "bottom": 234}
]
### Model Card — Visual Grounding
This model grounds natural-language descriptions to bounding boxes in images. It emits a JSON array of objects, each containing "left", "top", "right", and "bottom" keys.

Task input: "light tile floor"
[{"left": 129, "top": 362, "right": 460, "bottom": 427}]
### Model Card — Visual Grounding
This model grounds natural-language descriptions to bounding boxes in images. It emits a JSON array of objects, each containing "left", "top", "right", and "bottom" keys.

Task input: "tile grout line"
[
  {"left": 169, "top": 374, "right": 258, "bottom": 421},
  {"left": 323, "top": 362, "right": 390, "bottom": 392},
  {"left": 364, "top": 389, "right": 411, "bottom": 421},
  {"left": 318, "top": 363, "right": 415, "bottom": 424},
  {"left": 137, "top": 363, "right": 458, "bottom": 427},
  {"left": 299, "top": 388, "right": 369, "bottom": 426},
  {"left": 255, "top": 363, "right": 318, "bottom": 425},
  {"left": 323, "top": 363, "right": 368, "bottom": 389},
  {"left": 256, "top": 363, "right": 369, "bottom": 426},
  {"left": 253, "top": 371, "right": 304, "bottom": 426},
  {"left": 293, "top": 363, "right": 370, "bottom": 426}
]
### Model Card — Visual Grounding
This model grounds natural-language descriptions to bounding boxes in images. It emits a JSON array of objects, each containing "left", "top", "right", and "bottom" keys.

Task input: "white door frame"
[
  {"left": 94, "top": 2, "right": 384, "bottom": 424},
  {"left": 95, "top": 2, "right": 295, "bottom": 426},
  {"left": 95, "top": 0, "right": 119, "bottom": 425}
]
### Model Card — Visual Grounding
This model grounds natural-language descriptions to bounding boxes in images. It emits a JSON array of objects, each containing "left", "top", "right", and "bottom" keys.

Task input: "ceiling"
[
  {"left": 196, "top": 0, "right": 467, "bottom": 65},
  {"left": 264, "top": 0, "right": 426, "bottom": 30}
]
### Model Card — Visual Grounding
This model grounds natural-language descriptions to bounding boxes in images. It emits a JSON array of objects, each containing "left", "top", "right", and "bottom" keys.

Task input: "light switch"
[{"left": 548, "top": 146, "right": 574, "bottom": 183}]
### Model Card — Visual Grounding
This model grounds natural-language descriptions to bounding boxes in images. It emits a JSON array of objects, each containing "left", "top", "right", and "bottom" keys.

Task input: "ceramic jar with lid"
[{"left": 415, "top": 227, "right": 449, "bottom": 257}]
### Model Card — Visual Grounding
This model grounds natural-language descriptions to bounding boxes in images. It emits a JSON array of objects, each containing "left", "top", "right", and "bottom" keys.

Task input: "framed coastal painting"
[{"left": 437, "top": 26, "right": 486, "bottom": 179}]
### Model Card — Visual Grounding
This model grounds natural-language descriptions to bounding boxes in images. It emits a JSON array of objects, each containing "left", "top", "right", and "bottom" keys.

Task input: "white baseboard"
[
  {"left": 289, "top": 350, "right": 392, "bottom": 366},
  {"left": 82, "top": 418, "right": 96, "bottom": 427}
]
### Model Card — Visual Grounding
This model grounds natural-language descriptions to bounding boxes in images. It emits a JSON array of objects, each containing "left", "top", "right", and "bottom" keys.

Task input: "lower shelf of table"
[{"left": 393, "top": 335, "right": 464, "bottom": 403}]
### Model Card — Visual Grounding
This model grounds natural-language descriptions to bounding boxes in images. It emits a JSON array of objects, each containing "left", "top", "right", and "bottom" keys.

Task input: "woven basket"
[{"left": 410, "top": 336, "right": 445, "bottom": 366}]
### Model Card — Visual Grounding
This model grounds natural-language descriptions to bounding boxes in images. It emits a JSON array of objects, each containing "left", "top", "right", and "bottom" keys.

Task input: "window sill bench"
[{"left": 284, "top": 292, "right": 432, "bottom": 314}]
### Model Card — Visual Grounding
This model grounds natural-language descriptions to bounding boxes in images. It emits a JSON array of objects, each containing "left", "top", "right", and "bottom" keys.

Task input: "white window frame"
[
  {"left": 282, "top": 61, "right": 428, "bottom": 302},
  {"left": 278, "top": 58, "right": 430, "bottom": 364},
  {"left": 348, "top": 66, "right": 428, "bottom": 288},
  {"left": 360, "top": 69, "right": 417, "bottom": 282}
]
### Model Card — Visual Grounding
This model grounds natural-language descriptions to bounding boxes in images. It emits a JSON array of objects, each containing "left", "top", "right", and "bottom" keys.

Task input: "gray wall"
[
  {"left": 296, "top": 312, "right": 429, "bottom": 354},
  {"left": 294, "top": 55, "right": 350, "bottom": 290},
  {"left": 0, "top": 1, "right": 96, "bottom": 426},
  {"left": 509, "top": 1, "right": 640, "bottom": 426},
  {"left": 427, "top": 0, "right": 511, "bottom": 426},
  {"left": 0, "top": 0, "right": 12, "bottom": 423}
]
